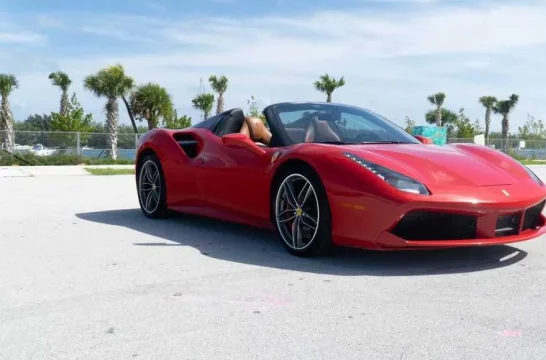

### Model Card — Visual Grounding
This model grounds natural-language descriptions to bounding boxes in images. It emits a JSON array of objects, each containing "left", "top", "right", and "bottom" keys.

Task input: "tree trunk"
[
  {"left": 60, "top": 90, "right": 69, "bottom": 117},
  {"left": 435, "top": 106, "right": 442, "bottom": 127},
  {"left": 105, "top": 97, "right": 119, "bottom": 160},
  {"left": 501, "top": 114, "right": 509, "bottom": 152},
  {"left": 148, "top": 114, "right": 158, "bottom": 131},
  {"left": 216, "top": 93, "right": 224, "bottom": 115},
  {"left": 326, "top": 93, "right": 332, "bottom": 102},
  {"left": 1, "top": 97, "right": 14, "bottom": 151},
  {"left": 121, "top": 96, "right": 138, "bottom": 134},
  {"left": 484, "top": 107, "right": 491, "bottom": 145}
]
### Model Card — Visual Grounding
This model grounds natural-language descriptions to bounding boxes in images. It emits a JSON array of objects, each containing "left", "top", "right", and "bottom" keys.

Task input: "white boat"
[
  {"left": 14, "top": 144, "right": 32, "bottom": 151},
  {"left": 30, "top": 144, "right": 56, "bottom": 156}
]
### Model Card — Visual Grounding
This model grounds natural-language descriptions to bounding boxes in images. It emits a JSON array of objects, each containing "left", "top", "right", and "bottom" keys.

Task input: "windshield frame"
[{"left": 265, "top": 102, "right": 420, "bottom": 146}]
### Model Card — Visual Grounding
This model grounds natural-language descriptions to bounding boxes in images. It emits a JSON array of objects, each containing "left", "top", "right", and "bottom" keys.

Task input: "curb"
[{"left": 0, "top": 165, "right": 135, "bottom": 177}]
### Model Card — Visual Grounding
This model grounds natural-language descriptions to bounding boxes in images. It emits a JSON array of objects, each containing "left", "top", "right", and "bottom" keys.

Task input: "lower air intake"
[
  {"left": 522, "top": 200, "right": 545, "bottom": 231},
  {"left": 390, "top": 210, "right": 477, "bottom": 241}
]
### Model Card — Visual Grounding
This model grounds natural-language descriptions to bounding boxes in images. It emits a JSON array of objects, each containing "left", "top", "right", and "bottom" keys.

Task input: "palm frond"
[
  {"left": 0, "top": 73, "right": 19, "bottom": 97},
  {"left": 209, "top": 75, "right": 229, "bottom": 94}
]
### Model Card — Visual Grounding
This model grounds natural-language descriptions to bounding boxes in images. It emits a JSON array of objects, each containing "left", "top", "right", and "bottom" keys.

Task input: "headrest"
[
  {"left": 217, "top": 108, "right": 246, "bottom": 136},
  {"left": 228, "top": 108, "right": 245, "bottom": 128}
]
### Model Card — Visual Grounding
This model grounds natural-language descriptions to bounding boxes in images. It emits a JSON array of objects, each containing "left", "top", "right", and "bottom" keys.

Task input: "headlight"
[
  {"left": 523, "top": 165, "right": 543, "bottom": 186},
  {"left": 344, "top": 152, "right": 430, "bottom": 195}
]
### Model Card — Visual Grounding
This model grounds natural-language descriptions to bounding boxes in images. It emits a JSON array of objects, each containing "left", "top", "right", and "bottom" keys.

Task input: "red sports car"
[{"left": 135, "top": 102, "right": 546, "bottom": 257}]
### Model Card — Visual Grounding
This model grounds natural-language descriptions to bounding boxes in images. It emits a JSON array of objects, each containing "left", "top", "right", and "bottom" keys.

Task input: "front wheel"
[
  {"left": 273, "top": 166, "right": 334, "bottom": 257},
  {"left": 137, "top": 153, "right": 168, "bottom": 219}
]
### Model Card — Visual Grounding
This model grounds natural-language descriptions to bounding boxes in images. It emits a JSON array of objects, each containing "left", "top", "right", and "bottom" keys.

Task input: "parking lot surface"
[{"left": 1, "top": 172, "right": 546, "bottom": 359}]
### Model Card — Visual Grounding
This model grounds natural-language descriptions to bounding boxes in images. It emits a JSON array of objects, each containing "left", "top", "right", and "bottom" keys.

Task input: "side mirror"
[
  {"left": 221, "top": 133, "right": 266, "bottom": 156},
  {"left": 414, "top": 135, "right": 432, "bottom": 144}
]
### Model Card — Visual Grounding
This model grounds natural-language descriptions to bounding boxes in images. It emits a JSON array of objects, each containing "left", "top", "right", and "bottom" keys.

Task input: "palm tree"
[
  {"left": 191, "top": 93, "right": 215, "bottom": 120},
  {"left": 0, "top": 74, "right": 18, "bottom": 151},
  {"left": 83, "top": 64, "right": 135, "bottom": 159},
  {"left": 427, "top": 92, "right": 446, "bottom": 126},
  {"left": 48, "top": 71, "right": 72, "bottom": 117},
  {"left": 209, "top": 75, "right": 228, "bottom": 115},
  {"left": 479, "top": 96, "right": 497, "bottom": 144},
  {"left": 493, "top": 94, "right": 519, "bottom": 152},
  {"left": 130, "top": 83, "right": 174, "bottom": 130},
  {"left": 314, "top": 74, "right": 345, "bottom": 102}
]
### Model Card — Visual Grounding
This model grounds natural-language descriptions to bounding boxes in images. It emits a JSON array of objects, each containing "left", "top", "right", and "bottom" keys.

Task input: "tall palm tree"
[
  {"left": 427, "top": 92, "right": 446, "bottom": 126},
  {"left": 314, "top": 74, "right": 345, "bottom": 102},
  {"left": 130, "top": 83, "right": 174, "bottom": 130},
  {"left": 479, "top": 95, "right": 497, "bottom": 144},
  {"left": 209, "top": 75, "right": 228, "bottom": 115},
  {"left": 48, "top": 71, "right": 72, "bottom": 117},
  {"left": 83, "top": 64, "right": 135, "bottom": 159},
  {"left": 0, "top": 74, "right": 18, "bottom": 151},
  {"left": 493, "top": 94, "right": 519, "bottom": 152},
  {"left": 191, "top": 93, "right": 215, "bottom": 120}
]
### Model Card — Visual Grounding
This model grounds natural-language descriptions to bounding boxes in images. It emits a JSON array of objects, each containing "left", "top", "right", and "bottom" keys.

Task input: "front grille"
[
  {"left": 522, "top": 200, "right": 545, "bottom": 231},
  {"left": 495, "top": 212, "right": 522, "bottom": 237},
  {"left": 390, "top": 210, "right": 477, "bottom": 241}
]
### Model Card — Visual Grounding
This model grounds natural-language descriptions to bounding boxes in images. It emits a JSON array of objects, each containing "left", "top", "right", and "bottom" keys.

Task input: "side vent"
[{"left": 172, "top": 133, "right": 200, "bottom": 159}]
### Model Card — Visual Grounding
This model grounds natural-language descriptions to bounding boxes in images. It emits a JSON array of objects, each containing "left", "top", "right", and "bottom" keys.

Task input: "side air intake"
[{"left": 172, "top": 133, "right": 200, "bottom": 159}]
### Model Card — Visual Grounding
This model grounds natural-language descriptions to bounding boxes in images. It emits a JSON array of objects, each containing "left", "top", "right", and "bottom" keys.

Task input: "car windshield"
[{"left": 272, "top": 103, "right": 420, "bottom": 145}]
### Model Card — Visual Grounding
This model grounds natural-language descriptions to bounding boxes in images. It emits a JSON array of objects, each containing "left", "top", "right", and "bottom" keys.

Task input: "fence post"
[
  {"left": 76, "top": 132, "right": 81, "bottom": 156},
  {"left": 135, "top": 134, "right": 138, "bottom": 150},
  {"left": 10, "top": 129, "right": 15, "bottom": 153}
]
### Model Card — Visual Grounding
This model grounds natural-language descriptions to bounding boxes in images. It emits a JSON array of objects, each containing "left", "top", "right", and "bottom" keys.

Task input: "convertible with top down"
[{"left": 135, "top": 101, "right": 546, "bottom": 256}]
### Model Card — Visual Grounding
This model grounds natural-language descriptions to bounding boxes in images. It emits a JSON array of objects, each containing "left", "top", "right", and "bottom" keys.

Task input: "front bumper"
[{"left": 376, "top": 198, "right": 546, "bottom": 249}]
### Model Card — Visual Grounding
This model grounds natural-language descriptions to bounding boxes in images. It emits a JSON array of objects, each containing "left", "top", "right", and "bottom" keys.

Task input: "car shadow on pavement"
[{"left": 76, "top": 208, "right": 528, "bottom": 277}]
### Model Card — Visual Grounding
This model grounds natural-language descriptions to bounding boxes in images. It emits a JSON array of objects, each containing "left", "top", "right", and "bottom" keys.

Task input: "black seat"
[{"left": 214, "top": 108, "right": 245, "bottom": 136}]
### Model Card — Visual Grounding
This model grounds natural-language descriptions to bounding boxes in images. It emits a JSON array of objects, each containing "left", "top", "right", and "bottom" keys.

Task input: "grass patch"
[
  {"left": 85, "top": 167, "right": 135, "bottom": 176},
  {"left": 520, "top": 159, "right": 546, "bottom": 165},
  {"left": 0, "top": 151, "right": 135, "bottom": 166}
]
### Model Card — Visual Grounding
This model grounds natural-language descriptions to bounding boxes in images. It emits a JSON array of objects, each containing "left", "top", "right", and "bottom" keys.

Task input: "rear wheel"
[
  {"left": 137, "top": 153, "right": 168, "bottom": 219},
  {"left": 273, "top": 165, "right": 334, "bottom": 257}
]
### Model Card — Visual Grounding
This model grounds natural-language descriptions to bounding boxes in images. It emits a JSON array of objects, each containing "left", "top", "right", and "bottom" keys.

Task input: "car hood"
[{"left": 339, "top": 143, "right": 530, "bottom": 188}]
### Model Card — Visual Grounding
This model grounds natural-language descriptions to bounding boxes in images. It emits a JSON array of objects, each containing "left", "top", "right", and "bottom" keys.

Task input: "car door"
[{"left": 194, "top": 135, "right": 277, "bottom": 227}]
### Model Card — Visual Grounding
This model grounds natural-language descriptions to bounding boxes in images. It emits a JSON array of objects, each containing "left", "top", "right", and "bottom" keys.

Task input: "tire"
[
  {"left": 136, "top": 153, "right": 168, "bottom": 219},
  {"left": 272, "top": 164, "right": 334, "bottom": 257}
]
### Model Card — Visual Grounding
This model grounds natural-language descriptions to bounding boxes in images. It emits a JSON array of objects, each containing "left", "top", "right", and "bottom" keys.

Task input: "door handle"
[{"left": 196, "top": 157, "right": 205, "bottom": 164}]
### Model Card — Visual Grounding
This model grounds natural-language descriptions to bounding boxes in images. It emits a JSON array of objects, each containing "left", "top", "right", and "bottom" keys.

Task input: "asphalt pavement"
[{"left": 1, "top": 170, "right": 546, "bottom": 359}]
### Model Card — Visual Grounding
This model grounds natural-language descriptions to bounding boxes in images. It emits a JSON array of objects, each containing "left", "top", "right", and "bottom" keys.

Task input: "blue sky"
[{"left": 1, "top": 0, "right": 545, "bottom": 134}]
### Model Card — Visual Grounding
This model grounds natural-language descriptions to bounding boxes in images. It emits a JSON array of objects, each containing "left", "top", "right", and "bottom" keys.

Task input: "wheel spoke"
[
  {"left": 278, "top": 215, "right": 296, "bottom": 223},
  {"left": 145, "top": 189, "right": 154, "bottom": 209},
  {"left": 303, "top": 212, "right": 317, "bottom": 225},
  {"left": 151, "top": 189, "right": 160, "bottom": 203},
  {"left": 298, "top": 183, "right": 313, "bottom": 207},
  {"left": 141, "top": 182, "right": 154, "bottom": 191},
  {"left": 283, "top": 181, "right": 299, "bottom": 208},
  {"left": 145, "top": 165, "right": 155, "bottom": 183},
  {"left": 291, "top": 217, "right": 302, "bottom": 248},
  {"left": 301, "top": 217, "right": 316, "bottom": 230},
  {"left": 277, "top": 208, "right": 295, "bottom": 219}
]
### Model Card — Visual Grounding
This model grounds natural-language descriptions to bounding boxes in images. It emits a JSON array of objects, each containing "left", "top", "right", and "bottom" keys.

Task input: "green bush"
[{"left": 0, "top": 151, "right": 134, "bottom": 166}]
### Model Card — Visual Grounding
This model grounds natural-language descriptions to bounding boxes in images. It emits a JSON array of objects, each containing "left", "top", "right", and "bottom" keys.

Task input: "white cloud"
[
  {"left": 0, "top": 31, "right": 45, "bottom": 44},
  {"left": 2, "top": 1, "right": 546, "bottom": 135}
]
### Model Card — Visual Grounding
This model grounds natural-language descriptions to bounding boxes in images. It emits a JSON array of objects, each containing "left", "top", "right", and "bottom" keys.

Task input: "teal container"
[{"left": 411, "top": 126, "right": 447, "bottom": 145}]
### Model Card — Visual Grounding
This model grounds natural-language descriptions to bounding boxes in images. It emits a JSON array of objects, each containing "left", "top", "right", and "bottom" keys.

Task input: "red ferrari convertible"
[{"left": 135, "top": 101, "right": 546, "bottom": 256}]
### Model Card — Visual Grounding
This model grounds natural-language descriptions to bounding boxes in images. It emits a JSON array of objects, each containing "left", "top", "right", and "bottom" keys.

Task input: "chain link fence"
[
  {"left": 1, "top": 130, "right": 141, "bottom": 160},
  {"left": 2, "top": 130, "right": 546, "bottom": 161},
  {"left": 447, "top": 138, "right": 546, "bottom": 160}
]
